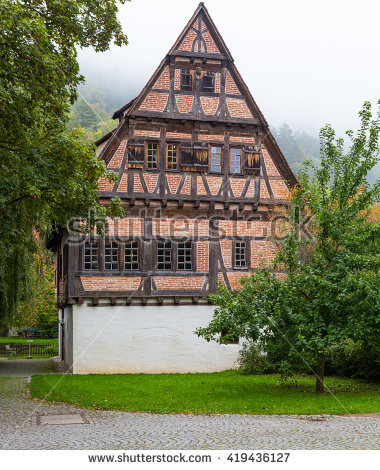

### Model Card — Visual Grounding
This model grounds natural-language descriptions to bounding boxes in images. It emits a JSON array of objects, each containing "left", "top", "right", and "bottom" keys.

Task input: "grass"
[
  {"left": 30, "top": 371, "right": 380, "bottom": 415},
  {"left": 0, "top": 338, "right": 58, "bottom": 344}
]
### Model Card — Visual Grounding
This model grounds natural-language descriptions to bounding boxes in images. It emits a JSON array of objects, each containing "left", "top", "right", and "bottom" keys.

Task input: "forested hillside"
[{"left": 67, "top": 85, "right": 380, "bottom": 182}]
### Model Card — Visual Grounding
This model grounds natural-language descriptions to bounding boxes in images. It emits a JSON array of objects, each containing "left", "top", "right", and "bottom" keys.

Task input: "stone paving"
[{"left": 0, "top": 360, "right": 379, "bottom": 450}]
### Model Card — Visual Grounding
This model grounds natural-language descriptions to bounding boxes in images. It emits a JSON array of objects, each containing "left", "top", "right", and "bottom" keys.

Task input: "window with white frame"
[
  {"left": 146, "top": 142, "right": 158, "bottom": 169},
  {"left": 167, "top": 144, "right": 179, "bottom": 170},
  {"left": 230, "top": 148, "right": 241, "bottom": 174},
  {"left": 211, "top": 146, "right": 222, "bottom": 172}
]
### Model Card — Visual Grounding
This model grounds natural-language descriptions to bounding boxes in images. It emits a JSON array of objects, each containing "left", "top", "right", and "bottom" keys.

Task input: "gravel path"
[{"left": 0, "top": 360, "right": 378, "bottom": 450}]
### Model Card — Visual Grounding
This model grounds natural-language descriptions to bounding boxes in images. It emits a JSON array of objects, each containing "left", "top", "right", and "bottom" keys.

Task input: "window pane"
[
  {"left": 157, "top": 240, "right": 172, "bottom": 270},
  {"left": 211, "top": 146, "right": 222, "bottom": 172},
  {"left": 84, "top": 241, "right": 98, "bottom": 270},
  {"left": 147, "top": 143, "right": 158, "bottom": 169},
  {"left": 230, "top": 148, "right": 241, "bottom": 174},
  {"left": 202, "top": 72, "right": 215, "bottom": 92},
  {"left": 235, "top": 241, "right": 247, "bottom": 268},
  {"left": 105, "top": 242, "right": 119, "bottom": 271},
  {"left": 167, "top": 144, "right": 179, "bottom": 170},
  {"left": 177, "top": 242, "right": 192, "bottom": 271},
  {"left": 125, "top": 241, "right": 139, "bottom": 271},
  {"left": 181, "top": 70, "right": 192, "bottom": 91}
]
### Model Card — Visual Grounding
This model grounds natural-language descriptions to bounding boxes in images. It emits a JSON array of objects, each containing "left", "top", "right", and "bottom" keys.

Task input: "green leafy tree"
[
  {"left": 197, "top": 102, "right": 380, "bottom": 393},
  {"left": 0, "top": 0, "right": 128, "bottom": 323},
  {"left": 15, "top": 241, "right": 57, "bottom": 337}
]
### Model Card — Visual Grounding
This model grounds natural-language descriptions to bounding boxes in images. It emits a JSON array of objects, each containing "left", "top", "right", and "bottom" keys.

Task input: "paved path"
[
  {"left": 0, "top": 374, "right": 379, "bottom": 450},
  {"left": 0, "top": 358, "right": 57, "bottom": 377}
]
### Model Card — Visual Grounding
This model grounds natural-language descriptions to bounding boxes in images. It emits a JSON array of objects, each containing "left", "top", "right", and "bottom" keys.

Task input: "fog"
[{"left": 78, "top": 0, "right": 380, "bottom": 137}]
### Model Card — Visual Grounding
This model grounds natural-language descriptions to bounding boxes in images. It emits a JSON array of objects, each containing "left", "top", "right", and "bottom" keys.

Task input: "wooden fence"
[{"left": 0, "top": 343, "right": 58, "bottom": 358}]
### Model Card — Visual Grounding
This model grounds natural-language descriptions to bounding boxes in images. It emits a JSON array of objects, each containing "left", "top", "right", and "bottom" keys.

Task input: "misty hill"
[{"left": 68, "top": 84, "right": 380, "bottom": 183}]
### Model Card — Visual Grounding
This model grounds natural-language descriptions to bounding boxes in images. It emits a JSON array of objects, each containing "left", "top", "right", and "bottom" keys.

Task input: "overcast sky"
[{"left": 78, "top": 0, "right": 380, "bottom": 137}]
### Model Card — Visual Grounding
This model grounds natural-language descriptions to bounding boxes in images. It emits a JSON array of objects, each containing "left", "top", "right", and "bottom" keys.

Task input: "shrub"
[{"left": 325, "top": 339, "right": 380, "bottom": 381}]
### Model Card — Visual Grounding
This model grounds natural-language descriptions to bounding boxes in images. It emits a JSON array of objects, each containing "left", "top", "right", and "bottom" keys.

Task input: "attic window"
[
  {"left": 180, "top": 70, "right": 193, "bottom": 91},
  {"left": 202, "top": 72, "right": 215, "bottom": 93},
  {"left": 146, "top": 143, "right": 158, "bottom": 170}
]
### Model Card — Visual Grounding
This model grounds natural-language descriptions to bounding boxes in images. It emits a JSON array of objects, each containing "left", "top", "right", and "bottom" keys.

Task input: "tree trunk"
[{"left": 315, "top": 353, "right": 325, "bottom": 393}]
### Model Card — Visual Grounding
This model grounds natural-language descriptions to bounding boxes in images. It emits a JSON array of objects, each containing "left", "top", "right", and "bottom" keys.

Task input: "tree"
[
  {"left": 197, "top": 102, "right": 380, "bottom": 393},
  {"left": 14, "top": 240, "right": 57, "bottom": 338},
  {"left": 68, "top": 98, "right": 101, "bottom": 131},
  {"left": 0, "top": 0, "right": 128, "bottom": 323}
]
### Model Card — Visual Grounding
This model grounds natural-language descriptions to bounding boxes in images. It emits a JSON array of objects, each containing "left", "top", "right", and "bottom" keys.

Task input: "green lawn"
[
  {"left": 30, "top": 371, "right": 380, "bottom": 415},
  {"left": 0, "top": 338, "right": 58, "bottom": 344}
]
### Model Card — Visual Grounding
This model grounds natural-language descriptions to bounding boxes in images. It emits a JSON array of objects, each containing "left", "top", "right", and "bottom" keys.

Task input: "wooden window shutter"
[
  {"left": 243, "top": 145, "right": 260, "bottom": 175},
  {"left": 127, "top": 139, "right": 145, "bottom": 168},
  {"left": 180, "top": 142, "right": 209, "bottom": 172}
]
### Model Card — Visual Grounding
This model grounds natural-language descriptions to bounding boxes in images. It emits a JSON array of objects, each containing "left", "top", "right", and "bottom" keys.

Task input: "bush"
[
  {"left": 325, "top": 339, "right": 380, "bottom": 381},
  {"left": 237, "top": 342, "right": 279, "bottom": 375}
]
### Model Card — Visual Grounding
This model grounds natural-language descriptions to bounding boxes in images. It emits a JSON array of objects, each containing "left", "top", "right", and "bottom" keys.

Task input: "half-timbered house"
[{"left": 54, "top": 3, "right": 296, "bottom": 373}]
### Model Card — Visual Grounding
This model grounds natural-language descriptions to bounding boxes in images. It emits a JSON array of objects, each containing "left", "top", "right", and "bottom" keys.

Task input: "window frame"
[
  {"left": 156, "top": 239, "right": 173, "bottom": 271},
  {"left": 124, "top": 240, "right": 140, "bottom": 271},
  {"left": 210, "top": 145, "right": 223, "bottom": 173},
  {"left": 84, "top": 240, "right": 100, "bottom": 271},
  {"left": 232, "top": 240, "right": 250, "bottom": 270},
  {"left": 154, "top": 240, "right": 196, "bottom": 272},
  {"left": 166, "top": 143, "right": 179, "bottom": 171},
  {"left": 104, "top": 240, "right": 119, "bottom": 271},
  {"left": 230, "top": 147, "right": 242, "bottom": 174},
  {"left": 180, "top": 69, "right": 193, "bottom": 91},
  {"left": 145, "top": 141, "right": 159, "bottom": 170},
  {"left": 221, "top": 330, "right": 240, "bottom": 345},
  {"left": 177, "top": 241, "right": 193, "bottom": 271},
  {"left": 201, "top": 71, "right": 215, "bottom": 93}
]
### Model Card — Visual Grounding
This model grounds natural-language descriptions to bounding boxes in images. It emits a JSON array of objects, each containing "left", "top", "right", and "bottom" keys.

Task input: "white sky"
[{"left": 78, "top": 0, "right": 380, "bottom": 137}]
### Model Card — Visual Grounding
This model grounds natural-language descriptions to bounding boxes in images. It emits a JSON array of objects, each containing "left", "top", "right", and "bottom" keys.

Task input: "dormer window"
[
  {"left": 202, "top": 72, "right": 215, "bottom": 93},
  {"left": 180, "top": 70, "right": 193, "bottom": 91}
]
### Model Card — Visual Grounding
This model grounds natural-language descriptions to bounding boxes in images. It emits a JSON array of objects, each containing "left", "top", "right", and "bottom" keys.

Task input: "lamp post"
[{"left": 27, "top": 339, "right": 33, "bottom": 359}]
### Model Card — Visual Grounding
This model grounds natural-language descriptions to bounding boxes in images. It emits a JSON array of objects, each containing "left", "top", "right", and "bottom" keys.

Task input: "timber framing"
[{"left": 53, "top": 3, "right": 297, "bottom": 308}]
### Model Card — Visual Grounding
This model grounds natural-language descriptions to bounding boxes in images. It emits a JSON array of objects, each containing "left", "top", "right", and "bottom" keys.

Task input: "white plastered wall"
[{"left": 71, "top": 303, "right": 242, "bottom": 374}]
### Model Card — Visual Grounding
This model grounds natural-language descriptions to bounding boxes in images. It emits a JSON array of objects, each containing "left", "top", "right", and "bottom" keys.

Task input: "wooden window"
[
  {"left": 84, "top": 241, "right": 98, "bottom": 271},
  {"left": 180, "top": 70, "right": 193, "bottom": 91},
  {"left": 201, "top": 71, "right": 215, "bottom": 92},
  {"left": 177, "top": 241, "right": 192, "bottom": 271},
  {"left": 234, "top": 241, "right": 247, "bottom": 268},
  {"left": 230, "top": 147, "right": 242, "bottom": 174},
  {"left": 104, "top": 241, "right": 119, "bottom": 271},
  {"left": 146, "top": 142, "right": 158, "bottom": 169},
  {"left": 167, "top": 144, "right": 179, "bottom": 170},
  {"left": 210, "top": 146, "right": 222, "bottom": 172},
  {"left": 221, "top": 330, "right": 239, "bottom": 344},
  {"left": 157, "top": 240, "right": 172, "bottom": 270},
  {"left": 125, "top": 241, "right": 139, "bottom": 271}
]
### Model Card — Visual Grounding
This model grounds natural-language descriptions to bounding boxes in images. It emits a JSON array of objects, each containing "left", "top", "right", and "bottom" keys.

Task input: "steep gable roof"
[{"left": 107, "top": 3, "right": 297, "bottom": 187}]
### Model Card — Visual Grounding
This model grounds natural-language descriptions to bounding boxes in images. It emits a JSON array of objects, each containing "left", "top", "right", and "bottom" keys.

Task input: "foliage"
[
  {"left": 0, "top": 0, "right": 129, "bottom": 322},
  {"left": 197, "top": 102, "right": 380, "bottom": 392},
  {"left": 12, "top": 239, "right": 57, "bottom": 337},
  {"left": 30, "top": 372, "right": 380, "bottom": 415},
  {"left": 325, "top": 339, "right": 380, "bottom": 381}
]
